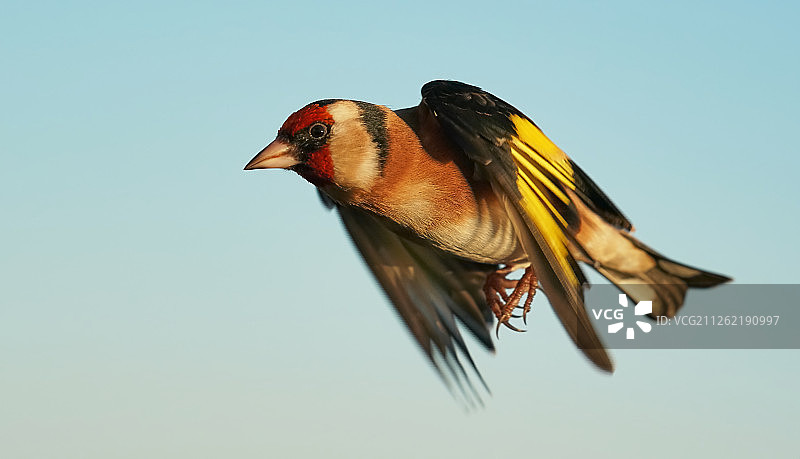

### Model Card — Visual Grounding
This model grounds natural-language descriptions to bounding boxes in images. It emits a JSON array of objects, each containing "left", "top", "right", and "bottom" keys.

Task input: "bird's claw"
[
  {"left": 521, "top": 290, "right": 535, "bottom": 325},
  {"left": 496, "top": 319, "right": 525, "bottom": 337},
  {"left": 484, "top": 266, "right": 539, "bottom": 336}
]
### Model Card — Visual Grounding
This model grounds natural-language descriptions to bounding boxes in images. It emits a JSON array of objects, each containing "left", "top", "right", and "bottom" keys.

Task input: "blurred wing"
[
  {"left": 332, "top": 201, "right": 498, "bottom": 403},
  {"left": 421, "top": 80, "right": 626, "bottom": 371}
]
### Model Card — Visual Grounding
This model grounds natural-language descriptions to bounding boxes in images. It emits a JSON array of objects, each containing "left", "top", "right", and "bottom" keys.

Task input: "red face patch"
[
  {"left": 279, "top": 103, "right": 335, "bottom": 137},
  {"left": 279, "top": 102, "right": 336, "bottom": 186},
  {"left": 296, "top": 146, "right": 334, "bottom": 187}
]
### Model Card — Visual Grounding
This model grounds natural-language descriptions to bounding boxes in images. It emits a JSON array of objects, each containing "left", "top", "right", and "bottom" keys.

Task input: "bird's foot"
[{"left": 483, "top": 266, "right": 539, "bottom": 336}]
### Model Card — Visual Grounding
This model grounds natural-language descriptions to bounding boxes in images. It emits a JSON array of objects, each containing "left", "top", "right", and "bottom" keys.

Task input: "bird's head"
[{"left": 244, "top": 100, "right": 388, "bottom": 192}]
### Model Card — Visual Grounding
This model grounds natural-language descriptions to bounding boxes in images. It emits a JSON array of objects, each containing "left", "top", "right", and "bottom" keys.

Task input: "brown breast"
[{"left": 348, "top": 104, "right": 522, "bottom": 264}]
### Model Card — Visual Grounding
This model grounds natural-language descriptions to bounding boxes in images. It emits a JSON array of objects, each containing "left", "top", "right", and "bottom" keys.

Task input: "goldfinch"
[{"left": 244, "top": 80, "right": 730, "bottom": 392}]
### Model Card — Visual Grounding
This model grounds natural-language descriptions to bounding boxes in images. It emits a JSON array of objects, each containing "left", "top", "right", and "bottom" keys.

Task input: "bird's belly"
[
  {"left": 350, "top": 176, "right": 526, "bottom": 265},
  {"left": 421, "top": 193, "right": 524, "bottom": 265}
]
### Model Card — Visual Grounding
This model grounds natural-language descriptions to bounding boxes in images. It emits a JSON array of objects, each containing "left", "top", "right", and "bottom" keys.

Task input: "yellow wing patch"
[
  {"left": 509, "top": 114, "right": 576, "bottom": 195},
  {"left": 508, "top": 114, "right": 579, "bottom": 286},
  {"left": 514, "top": 174, "right": 578, "bottom": 285}
]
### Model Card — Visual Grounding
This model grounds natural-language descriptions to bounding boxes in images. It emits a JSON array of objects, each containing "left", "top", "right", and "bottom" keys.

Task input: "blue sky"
[{"left": 2, "top": 1, "right": 798, "bottom": 457}]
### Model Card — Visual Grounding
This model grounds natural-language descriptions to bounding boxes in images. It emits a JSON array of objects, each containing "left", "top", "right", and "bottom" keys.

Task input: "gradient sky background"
[{"left": 2, "top": 1, "right": 799, "bottom": 458}]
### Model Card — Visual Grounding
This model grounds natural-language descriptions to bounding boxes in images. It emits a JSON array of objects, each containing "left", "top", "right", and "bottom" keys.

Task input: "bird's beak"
[{"left": 243, "top": 139, "right": 299, "bottom": 170}]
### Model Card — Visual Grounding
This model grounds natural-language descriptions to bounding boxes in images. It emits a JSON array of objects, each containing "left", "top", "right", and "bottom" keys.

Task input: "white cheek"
[{"left": 327, "top": 117, "right": 381, "bottom": 190}]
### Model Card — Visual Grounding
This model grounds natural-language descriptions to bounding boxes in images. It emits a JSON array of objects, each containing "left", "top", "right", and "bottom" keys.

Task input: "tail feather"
[
  {"left": 566, "top": 189, "right": 731, "bottom": 318},
  {"left": 653, "top": 254, "right": 732, "bottom": 288},
  {"left": 595, "top": 233, "right": 731, "bottom": 318}
]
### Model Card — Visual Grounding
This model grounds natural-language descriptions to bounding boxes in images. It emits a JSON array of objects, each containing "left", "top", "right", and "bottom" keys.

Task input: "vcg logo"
[{"left": 591, "top": 294, "right": 653, "bottom": 340}]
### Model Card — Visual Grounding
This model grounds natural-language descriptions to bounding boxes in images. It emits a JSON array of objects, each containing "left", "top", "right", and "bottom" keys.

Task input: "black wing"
[
  {"left": 421, "top": 80, "right": 625, "bottom": 371},
  {"left": 333, "top": 201, "right": 498, "bottom": 404},
  {"left": 422, "top": 80, "right": 632, "bottom": 230}
]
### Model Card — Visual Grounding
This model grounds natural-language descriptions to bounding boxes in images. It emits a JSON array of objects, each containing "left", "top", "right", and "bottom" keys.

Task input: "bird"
[{"left": 244, "top": 80, "right": 730, "bottom": 399}]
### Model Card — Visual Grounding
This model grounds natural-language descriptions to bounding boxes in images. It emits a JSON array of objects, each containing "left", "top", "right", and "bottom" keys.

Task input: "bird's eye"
[{"left": 309, "top": 123, "right": 328, "bottom": 139}]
